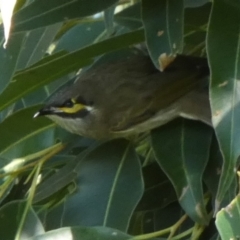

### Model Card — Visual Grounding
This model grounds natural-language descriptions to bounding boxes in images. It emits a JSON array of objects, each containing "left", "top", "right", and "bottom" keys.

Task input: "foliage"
[{"left": 0, "top": 0, "right": 240, "bottom": 239}]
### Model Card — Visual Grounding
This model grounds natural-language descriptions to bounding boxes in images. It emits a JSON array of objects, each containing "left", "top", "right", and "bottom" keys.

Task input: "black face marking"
[
  {"left": 61, "top": 99, "right": 74, "bottom": 108},
  {"left": 76, "top": 96, "right": 93, "bottom": 106},
  {"left": 55, "top": 108, "right": 90, "bottom": 119}
]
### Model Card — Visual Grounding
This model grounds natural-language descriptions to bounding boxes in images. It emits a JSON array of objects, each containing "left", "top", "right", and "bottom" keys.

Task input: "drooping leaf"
[
  {"left": 207, "top": 0, "right": 240, "bottom": 211},
  {"left": 142, "top": 0, "right": 184, "bottom": 69},
  {"left": 151, "top": 119, "right": 212, "bottom": 225},
  {"left": 52, "top": 140, "right": 144, "bottom": 231}
]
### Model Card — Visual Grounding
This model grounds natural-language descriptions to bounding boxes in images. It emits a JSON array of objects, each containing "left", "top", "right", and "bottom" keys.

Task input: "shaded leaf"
[
  {"left": 12, "top": 0, "right": 119, "bottom": 32},
  {"left": 55, "top": 21, "right": 105, "bottom": 52},
  {"left": 0, "top": 200, "right": 44, "bottom": 240},
  {"left": 34, "top": 158, "right": 79, "bottom": 203},
  {"left": 136, "top": 162, "right": 176, "bottom": 211},
  {"left": 184, "top": 0, "right": 210, "bottom": 7},
  {"left": 0, "top": 32, "right": 25, "bottom": 95},
  {"left": 0, "top": 105, "right": 55, "bottom": 156},
  {"left": 0, "top": 29, "right": 145, "bottom": 112},
  {"left": 115, "top": 3, "right": 142, "bottom": 30},
  {"left": 17, "top": 23, "right": 62, "bottom": 69},
  {"left": 61, "top": 140, "right": 143, "bottom": 231},
  {"left": 142, "top": 0, "right": 184, "bottom": 69},
  {"left": 151, "top": 119, "right": 212, "bottom": 225},
  {"left": 207, "top": 0, "right": 240, "bottom": 210}
]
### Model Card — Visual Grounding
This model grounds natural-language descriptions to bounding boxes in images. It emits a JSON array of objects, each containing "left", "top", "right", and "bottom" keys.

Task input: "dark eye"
[{"left": 62, "top": 99, "right": 74, "bottom": 108}]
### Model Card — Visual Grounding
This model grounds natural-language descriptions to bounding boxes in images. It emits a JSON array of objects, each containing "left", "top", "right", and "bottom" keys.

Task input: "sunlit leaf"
[{"left": 216, "top": 194, "right": 240, "bottom": 239}]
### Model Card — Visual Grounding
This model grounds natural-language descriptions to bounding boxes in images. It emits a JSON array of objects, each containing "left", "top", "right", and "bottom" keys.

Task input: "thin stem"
[
  {"left": 130, "top": 227, "right": 172, "bottom": 240},
  {"left": 14, "top": 144, "right": 65, "bottom": 240},
  {"left": 130, "top": 214, "right": 188, "bottom": 240},
  {"left": 171, "top": 228, "right": 193, "bottom": 240},
  {"left": 167, "top": 214, "right": 188, "bottom": 239}
]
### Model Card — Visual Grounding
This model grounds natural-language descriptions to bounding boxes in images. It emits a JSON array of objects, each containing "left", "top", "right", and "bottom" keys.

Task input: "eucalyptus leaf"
[
  {"left": 0, "top": 105, "right": 55, "bottom": 156},
  {"left": 0, "top": 32, "right": 25, "bottom": 95},
  {"left": 142, "top": 0, "right": 184, "bottom": 69},
  {"left": 0, "top": 29, "right": 145, "bottom": 112},
  {"left": 12, "top": 0, "right": 119, "bottom": 32},
  {"left": 115, "top": 3, "right": 142, "bottom": 30},
  {"left": 151, "top": 119, "right": 212, "bottom": 225},
  {"left": 207, "top": 0, "right": 240, "bottom": 211},
  {"left": 60, "top": 140, "right": 144, "bottom": 231},
  {"left": 216, "top": 195, "right": 240, "bottom": 240}
]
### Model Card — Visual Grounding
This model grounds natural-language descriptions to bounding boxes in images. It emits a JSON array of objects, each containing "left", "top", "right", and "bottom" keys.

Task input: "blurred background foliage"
[{"left": 0, "top": 0, "right": 240, "bottom": 239}]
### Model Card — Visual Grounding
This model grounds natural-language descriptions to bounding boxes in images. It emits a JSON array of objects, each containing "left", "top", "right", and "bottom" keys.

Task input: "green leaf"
[
  {"left": 184, "top": 3, "right": 211, "bottom": 55},
  {"left": 28, "top": 226, "right": 131, "bottom": 240},
  {"left": 60, "top": 140, "right": 144, "bottom": 231},
  {"left": 0, "top": 29, "right": 145, "bottom": 112},
  {"left": 34, "top": 158, "right": 79, "bottom": 203},
  {"left": 216, "top": 194, "right": 240, "bottom": 239},
  {"left": 207, "top": 0, "right": 240, "bottom": 210},
  {"left": 115, "top": 3, "right": 142, "bottom": 30},
  {"left": 12, "top": 0, "right": 119, "bottom": 32},
  {"left": 0, "top": 105, "right": 55, "bottom": 157},
  {"left": 17, "top": 23, "right": 61, "bottom": 69},
  {"left": 0, "top": 200, "right": 45, "bottom": 240},
  {"left": 136, "top": 162, "right": 176, "bottom": 212},
  {"left": 142, "top": 0, "right": 184, "bottom": 69},
  {"left": 55, "top": 21, "right": 105, "bottom": 52},
  {"left": 0, "top": 32, "right": 25, "bottom": 94},
  {"left": 151, "top": 119, "right": 212, "bottom": 225}
]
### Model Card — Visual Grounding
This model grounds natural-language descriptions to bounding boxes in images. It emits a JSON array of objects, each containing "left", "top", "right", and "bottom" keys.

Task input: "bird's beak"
[{"left": 33, "top": 107, "right": 62, "bottom": 118}]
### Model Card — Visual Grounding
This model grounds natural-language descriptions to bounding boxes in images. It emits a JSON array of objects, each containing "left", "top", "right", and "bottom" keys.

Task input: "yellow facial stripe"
[{"left": 59, "top": 103, "right": 85, "bottom": 114}]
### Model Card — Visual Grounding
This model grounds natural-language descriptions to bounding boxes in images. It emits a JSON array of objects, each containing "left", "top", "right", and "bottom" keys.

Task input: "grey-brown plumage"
[{"left": 35, "top": 55, "right": 211, "bottom": 139}]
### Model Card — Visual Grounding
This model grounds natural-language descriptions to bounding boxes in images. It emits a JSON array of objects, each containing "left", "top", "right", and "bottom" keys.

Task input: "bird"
[{"left": 34, "top": 54, "right": 211, "bottom": 140}]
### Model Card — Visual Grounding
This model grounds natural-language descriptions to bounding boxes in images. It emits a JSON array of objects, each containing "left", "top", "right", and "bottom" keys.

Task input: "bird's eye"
[{"left": 62, "top": 99, "right": 74, "bottom": 108}]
